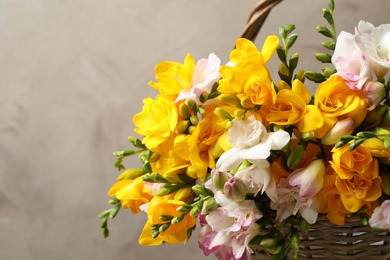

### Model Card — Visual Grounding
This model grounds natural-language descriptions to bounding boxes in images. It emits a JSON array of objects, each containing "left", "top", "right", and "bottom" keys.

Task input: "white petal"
[{"left": 216, "top": 148, "right": 242, "bottom": 172}]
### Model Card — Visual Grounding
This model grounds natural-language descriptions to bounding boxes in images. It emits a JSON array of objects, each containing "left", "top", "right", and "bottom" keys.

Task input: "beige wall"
[{"left": 1, "top": 1, "right": 389, "bottom": 259}]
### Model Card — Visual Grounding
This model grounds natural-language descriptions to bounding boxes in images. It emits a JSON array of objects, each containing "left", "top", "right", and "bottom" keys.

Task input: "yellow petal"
[
  {"left": 297, "top": 105, "right": 324, "bottom": 132},
  {"left": 291, "top": 79, "right": 311, "bottom": 104},
  {"left": 261, "top": 35, "right": 279, "bottom": 63}
]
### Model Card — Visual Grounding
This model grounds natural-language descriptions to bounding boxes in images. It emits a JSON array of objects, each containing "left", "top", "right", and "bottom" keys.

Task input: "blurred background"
[{"left": 1, "top": 0, "right": 389, "bottom": 259}]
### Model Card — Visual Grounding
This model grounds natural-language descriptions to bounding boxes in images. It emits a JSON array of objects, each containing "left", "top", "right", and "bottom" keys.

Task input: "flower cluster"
[{"left": 100, "top": 1, "right": 390, "bottom": 259}]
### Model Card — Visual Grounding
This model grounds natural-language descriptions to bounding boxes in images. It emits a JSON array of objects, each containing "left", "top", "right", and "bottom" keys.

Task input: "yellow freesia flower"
[
  {"left": 133, "top": 94, "right": 178, "bottom": 151},
  {"left": 148, "top": 53, "right": 195, "bottom": 96},
  {"left": 138, "top": 196, "right": 196, "bottom": 246},
  {"left": 314, "top": 75, "right": 367, "bottom": 137},
  {"left": 330, "top": 142, "right": 382, "bottom": 212},
  {"left": 108, "top": 177, "right": 153, "bottom": 214},
  {"left": 261, "top": 80, "right": 323, "bottom": 132},
  {"left": 218, "top": 37, "right": 278, "bottom": 108},
  {"left": 317, "top": 172, "right": 351, "bottom": 226},
  {"left": 188, "top": 113, "right": 226, "bottom": 180},
  {"left": 363, "top": 137, "right": 390, "bottom": 158}
]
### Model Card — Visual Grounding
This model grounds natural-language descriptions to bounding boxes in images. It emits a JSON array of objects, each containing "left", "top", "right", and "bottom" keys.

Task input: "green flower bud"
[
  {"left": 159, "top": 223, "right": 170, "bottom": 233},
  {"left": 218, "top": 93, "right": 240, "bottom": 106},
  {"left": 364, "top": 105, "right": 388, "bottom": 127},
  {"left": 189, "top": 115, "right": 199, "bottom": 126},
  {"left": 214, "top": 107, "right": 234, "bottom": 120},
  {"left": 211, "top": 169, "right": 229, "bottom": 191},
  {"left": 287, "top": 144, "right": 305, "bottom": 169},
  {"left": 188, "top": 126, "right": 196, "bottom": 134},
  {"left": 224, "top": 177, "right": 247, "bottom": 202},
  {"left": 260, "top": 238, "right": 274, "bottom": 248},
  {"left": 177, "top": 120, "right": 190, "bottom": 133},
  {"left": 300, "top": 132, "right": 314, "bottom": 142},
  {"left": 201, "top": 199, "right": 219, "bottom": 215},
  {"left": 315, "top": 52, "right": 332, "bottom": 63},
  {"left": 375, "top": 127, "right": 390, "bottom": 141},
  {"left": 171, "top": 214, "right": 185, "bottom": 224},
  {"left": 117, "top": 168, "right": 144, "bottom": 180},
  {"left": 179, "top": 103, "right": 191, "bottom": 119}
]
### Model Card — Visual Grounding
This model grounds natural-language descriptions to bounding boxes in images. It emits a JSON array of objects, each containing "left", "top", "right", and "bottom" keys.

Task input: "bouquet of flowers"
[{"left": 100, "top": 1, "right": 390, "bottom": 259}]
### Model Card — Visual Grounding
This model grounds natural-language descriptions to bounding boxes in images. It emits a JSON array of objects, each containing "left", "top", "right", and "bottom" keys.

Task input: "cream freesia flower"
[{"left": 216, "top": 114, "right": 290, "bottom": 172}]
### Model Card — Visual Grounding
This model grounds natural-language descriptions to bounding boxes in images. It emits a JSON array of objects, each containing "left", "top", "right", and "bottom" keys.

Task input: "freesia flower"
[
  {"left": 175, "top": 53, "right": 221, "bottom": 104},
  {"left": 234, "top": 163, "right": 278, "bottom": 202},
  {"left": 332, "top": 31, "right": 371, "bottom": 90},
  {"left": 355, "top": 21, "right": 390, "bottom": 79},
  {"left": 199, "top": 191, "right": 262, "bottom": 259},
  {"left": 363, "top": 81, "right": 386, "bottom": 111},
  {"left": 321, "top": 118, "right": 355, "bottom": 145},
  {"left": 216, "top": 114, "right": 290, "bottom": 172},
  {"left": 288, "top": 159, "right": 326, "bottom": 198},
  {"left": 270, "top": 178, "right": 320, "bottom": 224},
  {"left": 369, "top": 200, "right": 390, "bottom": 230}
]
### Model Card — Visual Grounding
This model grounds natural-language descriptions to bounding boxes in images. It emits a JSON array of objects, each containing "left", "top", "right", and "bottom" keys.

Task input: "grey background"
[{"left": 1, "top": 0, "right": 389, "bottom": 259}]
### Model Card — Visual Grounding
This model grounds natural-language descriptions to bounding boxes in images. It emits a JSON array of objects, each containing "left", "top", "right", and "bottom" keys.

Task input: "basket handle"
[{"left": 238, "top": 0, "right": 284, "bottom": 42}]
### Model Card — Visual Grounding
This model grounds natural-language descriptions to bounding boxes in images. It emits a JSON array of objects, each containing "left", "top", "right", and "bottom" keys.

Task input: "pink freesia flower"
[
  {"left": 332, "top": 31, "right": 371, "bottom": 90},
  {"left": 288, "top": 159, "right": 325, "bottom": 198},
  {"left": 175, "top": 53, "right": 221, "bottom": 104},
  {"left": 363, "top": 81, "right": 386, "bottom": 111},
  {"left": 197, "top": 191, "right": 262, "bottom": 259},
  {"left": 270, "top": 161, "right": 323, "bottom": 225},
  {"left": 369, "top": 200, "right": 390, "bottom": 230}
]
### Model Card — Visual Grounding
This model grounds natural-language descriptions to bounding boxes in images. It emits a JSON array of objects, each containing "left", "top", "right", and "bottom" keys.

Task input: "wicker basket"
[{"left": 239, "top": 1, "right": 390, "bottom": 259}]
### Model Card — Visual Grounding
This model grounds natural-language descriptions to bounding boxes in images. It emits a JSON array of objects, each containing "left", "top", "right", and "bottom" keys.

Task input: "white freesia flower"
[
  {"left": 355, "top": 21, "right": 390, "bottom": 79},
  {"left": 175, "top": 53, "right": 221, "bottom": 104},
  {"left": 235, "top": 163, "right": 278, "bottom": 202},
  {"left": 216, "top": 114, "right": 290, "bottom": 172},
  {"left": 332, "top": 31, "right": 371, "bottom": 90}
]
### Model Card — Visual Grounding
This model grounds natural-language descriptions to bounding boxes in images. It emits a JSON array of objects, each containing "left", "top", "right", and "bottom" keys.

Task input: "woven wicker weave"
[{"left": 240, "top": 0, "right": 390, "bottom": 259}]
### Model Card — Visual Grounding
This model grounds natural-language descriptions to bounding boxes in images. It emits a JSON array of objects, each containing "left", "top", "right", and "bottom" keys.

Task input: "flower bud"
[
  {"left": 362, "top": 138, "right": 390, "bottom": 157},
  {"left": 379, "top": 168, "right": 390, "bottom": 195},
  {"left": 364, "top": 105, "right": 388, "bottom": 127},
  {"left": 189, "top": 115, "right": 199, "bottom": 126},
  {"left": 117, "top": 168, "right": 144, "bottom": 180},
  {"left": 364, "top": 81, "right": 385, "bottom": 111},
  {"left": 300, "top": 132, "right": 314, "bottom": 142},
  {"left": 223, "top": 177, "right": 247, "bottom": 202},
  {"left": 260, "top": 238, "right": 275, "bottom": 248},
  {"left": 201, "top": 199, "right": 219, "bottom": 215},
  {"left": 211, "top": 169, "right": 229, "bottom": 191},
  {"left": 322, "top": 118, "right": 355, "bottom": 145},
  {"left": 214, "top": 107, "right": 234, "bottom": 120},
  {"left": 218, "top": 93, "right": 240, "bottom": 106},
  {"left": 174, "top": 186, "right": 193, "bottom": 201},
  {"left": 234, "top": 109, "right": 245, "bottom": 120},
  {"left": 177, "top": 120, "right": 190, "bottom": 133},
  {"left": 287, "top": 144, "right": 305, "bottom": 169},
  {"left": 179, "top": 103, "right": 191, "bottom": 119},
  {"left": 375, "top": 127, "right": 390, "bottom": 141},
  {"left": 171, "top": 214, "right": 185, "bottom": 224}
]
